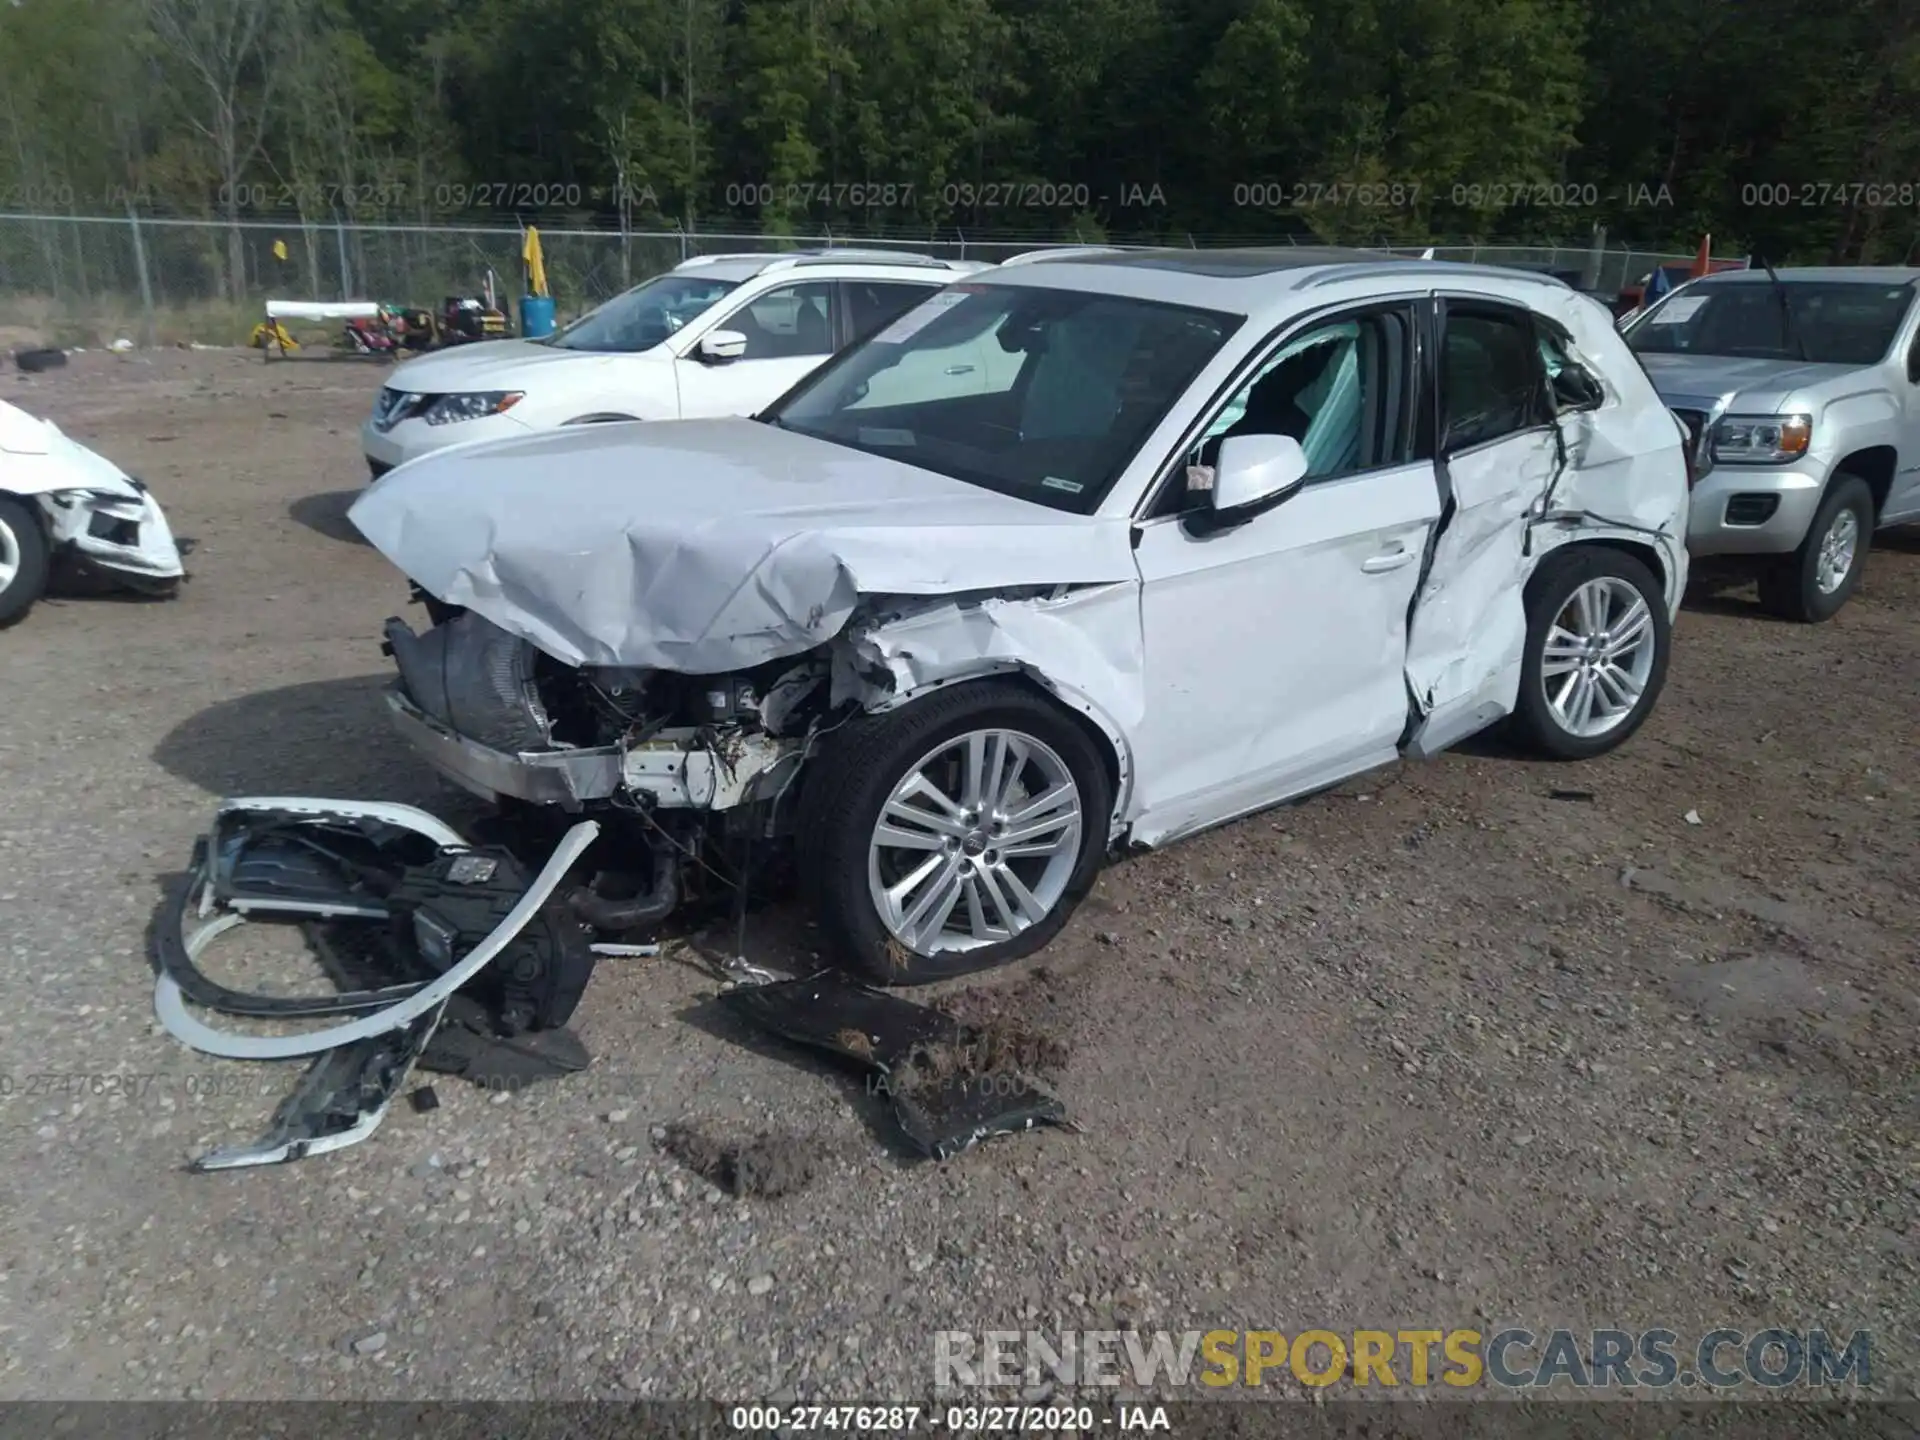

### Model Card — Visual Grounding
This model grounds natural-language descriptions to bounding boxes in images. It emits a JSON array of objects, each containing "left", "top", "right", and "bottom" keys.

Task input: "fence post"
[
  {"left": 1583, "top": 225, "right": 1607, "bottom": 291},
  {"left": 335, "top": 215, "right": 351, "bottom": 299},
  {"left": 127, "top": 206, "right": 156, "bottom": 348}
]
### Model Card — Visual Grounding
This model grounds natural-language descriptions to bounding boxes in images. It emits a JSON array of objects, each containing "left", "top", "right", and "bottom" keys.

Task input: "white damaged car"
[
  {"left": 0, "top": 398, "right": 186, "bottom": 624},
  {"left": 350, "top": 248, "right": 1692, "bottom": 983}
]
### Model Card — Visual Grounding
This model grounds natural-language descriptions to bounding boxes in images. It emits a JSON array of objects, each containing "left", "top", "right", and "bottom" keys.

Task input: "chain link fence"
[{"left": 0, "top": 212, "right": 1707, "bottom": 347}]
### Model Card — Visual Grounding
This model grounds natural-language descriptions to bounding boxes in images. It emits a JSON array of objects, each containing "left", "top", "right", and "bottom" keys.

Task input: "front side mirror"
[
  {"left": 1187, "top": 433, "right": 1309, "bottom": 535},
  {"left": 697, "top": 329, "right": 747, "bottom": 363},
  {"left": 1906, "top": 338, "right": 1920, "bottom": 384}
]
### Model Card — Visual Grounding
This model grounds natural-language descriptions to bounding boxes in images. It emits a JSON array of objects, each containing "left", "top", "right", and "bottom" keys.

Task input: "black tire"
[
  {"left": 797, "top": 680, "right": 1113, "bottom": 985},
  {"left": 0, "top": 495, "right": 52, "bottom": 627},
  {"left": 13, "top": 347, "right": 66, "bottom": 373},
  {"left": 1756, "top": 473, "right": 1874, "bottom": 623},
  {"left": 1509, "top": 545, "right": 1671, "bottom": 761}
]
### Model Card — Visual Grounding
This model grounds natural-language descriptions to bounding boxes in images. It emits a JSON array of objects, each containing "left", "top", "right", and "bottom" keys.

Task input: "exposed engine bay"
[{"left": 379, "top": 587, "right": 862, "bottom": 924}]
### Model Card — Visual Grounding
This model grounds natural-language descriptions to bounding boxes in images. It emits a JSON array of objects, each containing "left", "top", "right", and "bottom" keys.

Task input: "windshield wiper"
[{"left": 1758, "top": 255, "right": 1810, "bottom": 362}]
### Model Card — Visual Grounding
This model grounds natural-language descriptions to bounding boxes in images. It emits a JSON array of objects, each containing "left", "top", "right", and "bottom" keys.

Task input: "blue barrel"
[{"left": 519, "top": 294, "right": 556, "bottom": 338}]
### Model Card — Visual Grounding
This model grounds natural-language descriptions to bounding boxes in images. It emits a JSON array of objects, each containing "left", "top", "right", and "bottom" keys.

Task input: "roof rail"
[
  {"left": 674, "top": 252, "right": 782, "bottom": 267},
  {"left": 677, "top": 247, "right": 977, "bottom": 273},
  {"left": 1301, "top": 258, "right": 1574, "bottom": 290},
  {"left": 993, "top": 245, "right": 1132, "bottom": 267}
]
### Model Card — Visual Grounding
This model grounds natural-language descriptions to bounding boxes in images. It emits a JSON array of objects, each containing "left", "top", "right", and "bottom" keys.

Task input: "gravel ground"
[{"left": 1, "top": 349, "right": 1916, "bottom": 1404}]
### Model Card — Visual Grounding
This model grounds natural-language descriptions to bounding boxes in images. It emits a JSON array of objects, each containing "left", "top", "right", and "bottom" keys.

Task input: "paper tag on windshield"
[
  {"left": 1650, "top": 295, "right": 1708, "bottom": 324},
  {"left": 873, "top": 289, "right": 972, "bottom": 345}
]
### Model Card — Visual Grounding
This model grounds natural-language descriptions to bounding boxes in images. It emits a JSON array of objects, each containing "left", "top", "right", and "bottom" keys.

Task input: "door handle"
[
  {"left": 944, "top": 364, "right": 976, "bottom": 375},
  {"left": 1362, "top": 546, "right": 1416, "bottom": 573}
]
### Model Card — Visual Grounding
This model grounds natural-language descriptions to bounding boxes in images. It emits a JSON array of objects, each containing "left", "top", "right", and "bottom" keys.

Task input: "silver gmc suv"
[{"left": 1624, "top": 266, "right": 1920, "bottom": 621}]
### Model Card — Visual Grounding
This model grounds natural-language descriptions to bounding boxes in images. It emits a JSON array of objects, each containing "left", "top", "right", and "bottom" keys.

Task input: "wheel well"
[
  {"left": 1832, "top": 446, "right": 1896, "bottom": 517},
  {"left": 1537, "top": 536, "right": 1669, "bottom": 598}
]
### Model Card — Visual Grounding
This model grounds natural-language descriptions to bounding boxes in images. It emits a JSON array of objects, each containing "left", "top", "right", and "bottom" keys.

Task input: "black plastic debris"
[
  {"left": 191, "top": 1011, "right": 442, "bottom": 1172},
  {"left": 157, "top": 800, "right": 606, "bottom": 1171},
  {"left": 889, "top": 1068, "right": 1065, "bottom": 1161},
  {"left": 1549, "top": 788, "right": 1597, "bottom": 802},
  {"left": 719, "top": 970, "right": 966, "bottom": 1066},
  {"left": 717, "top": 970, "right": 1068, "bottom": 1159},
  {"left": 408, "top": 1086, "right": 440, "bottom": 1114}
]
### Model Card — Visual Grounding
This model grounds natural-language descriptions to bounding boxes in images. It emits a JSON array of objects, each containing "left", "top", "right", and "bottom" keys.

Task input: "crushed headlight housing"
[
  {"left": 421, "top": 391, "right": 524, "bottom": 427},
  {"left": 1711, "top": 413, "right": 1811, "bottom": 464},
  {"left": 48, "top": 487, "right": 144, "bottom": 513}
]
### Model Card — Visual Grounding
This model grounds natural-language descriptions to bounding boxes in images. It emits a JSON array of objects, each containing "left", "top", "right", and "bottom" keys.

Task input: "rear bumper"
[
  {"left": 1686, "top": 466, "right": 1825, "bottom": 556},
  {"left": 383, "top": 687, "right": 622, "bottom": 808}
]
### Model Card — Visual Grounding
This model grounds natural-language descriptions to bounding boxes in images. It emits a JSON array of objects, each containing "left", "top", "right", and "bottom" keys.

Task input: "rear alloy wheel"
[
  {"left": 1510, "top": 546, "right": 1671, "bottom": 760},
  {"left": 799, "top": 681, "right": 1112, "bottom": 984},
  {"left": 1756, "top": 473, "right": 1873, "bottom": 623},
  {"left": 0, "top": 495, "right": 51, "bottom": 627}
]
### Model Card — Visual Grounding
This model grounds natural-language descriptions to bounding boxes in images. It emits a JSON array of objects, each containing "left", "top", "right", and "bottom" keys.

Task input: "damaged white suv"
[{"left": 351, "top": 248, "right": 1691, "bottom": 983}]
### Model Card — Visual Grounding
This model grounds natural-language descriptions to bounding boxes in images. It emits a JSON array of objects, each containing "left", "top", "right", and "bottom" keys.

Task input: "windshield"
[
  {"left": 544, "top": 274, "right": 739, "bottom": 353},
  {"left": 1627, "top": 280, "right": 1916, "bottom": 365},
  {"left": 765, "top": 283, "right": 1241, "bottom": 513}
]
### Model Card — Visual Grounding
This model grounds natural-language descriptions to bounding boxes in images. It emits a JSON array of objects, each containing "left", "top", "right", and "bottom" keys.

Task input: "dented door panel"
[
  {"left": 1403, "top": 426, "right": 1557, "bottom": 753},
  {"left": 1129, "top": 462, "right": 1441, "bottom": 847}
]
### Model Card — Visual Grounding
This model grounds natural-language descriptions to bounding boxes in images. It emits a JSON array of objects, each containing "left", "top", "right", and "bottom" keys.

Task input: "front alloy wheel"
[
  {"left": 867, "top": 728, "right": 1084, "bottom": 954},
  {"left": 799, "top": 680, "right": 1112, "bottom": 984}
]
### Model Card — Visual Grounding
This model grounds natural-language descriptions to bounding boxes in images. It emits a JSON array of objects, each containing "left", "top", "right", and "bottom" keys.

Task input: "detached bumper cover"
[{"left": 155, "top": 797, "right": 599, "bottom": 1170}]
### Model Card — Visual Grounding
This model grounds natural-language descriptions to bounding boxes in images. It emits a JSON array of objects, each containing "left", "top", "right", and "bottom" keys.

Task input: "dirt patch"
[{"left": 657, "top": 1121, "right": 820, "bottom": 1199}]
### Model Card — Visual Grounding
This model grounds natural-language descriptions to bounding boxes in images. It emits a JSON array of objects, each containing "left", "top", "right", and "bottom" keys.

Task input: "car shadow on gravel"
[
  {"left": 1872, "top": 525, "right": 1920, "bottom": 554},
  {"left": 674, "top": 994, "right": 929, "bottom": 1163},
  {"left": 151, "top": 672, "right": 451, "bottom": 802},
  {"left": 288, "top": 490, "right": 371, "bottom": 546},
  {"left": 1676, "top": 566, "right": 1797, "bottom": 622}
]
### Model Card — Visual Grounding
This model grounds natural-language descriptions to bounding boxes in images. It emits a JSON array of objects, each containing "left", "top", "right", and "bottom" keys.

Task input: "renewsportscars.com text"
[{"left": 935, "top": 1326, "right": 1872, "bottom": 1391}]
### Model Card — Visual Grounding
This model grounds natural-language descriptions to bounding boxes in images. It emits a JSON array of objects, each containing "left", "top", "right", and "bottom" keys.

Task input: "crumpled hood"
[
  {"left": 347, "top": 417, "right": 1138, "bottom": 673},
  {"left": 1637, "top": 353, "right": 1857, "bottom": 412}
]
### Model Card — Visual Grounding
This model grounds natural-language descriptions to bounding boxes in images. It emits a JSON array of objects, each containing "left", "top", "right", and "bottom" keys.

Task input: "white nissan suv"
[{"left": 361, "top": 249, "right": 990, "bottom": 479}]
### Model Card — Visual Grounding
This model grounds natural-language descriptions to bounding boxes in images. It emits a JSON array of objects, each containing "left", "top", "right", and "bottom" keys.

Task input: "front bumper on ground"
[{"left": 1685, "top": 465, "right": 1826, "bottom": 556}]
